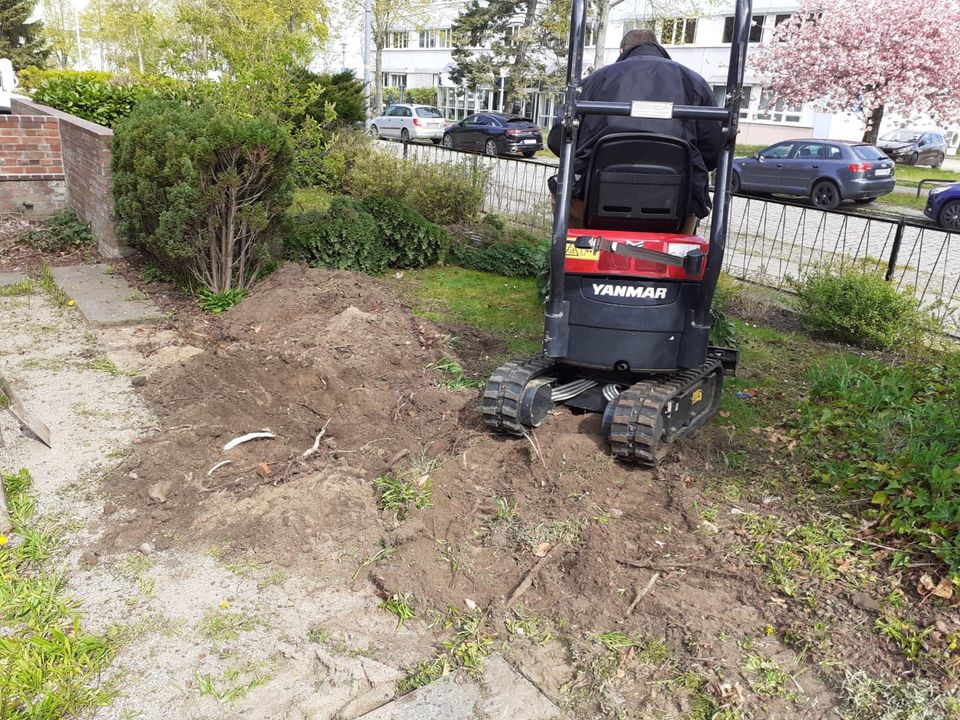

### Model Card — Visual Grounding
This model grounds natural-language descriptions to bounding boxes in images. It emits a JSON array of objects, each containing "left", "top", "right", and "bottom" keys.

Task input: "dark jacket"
[{"left": 548, "top": 42, "right": 723, "bottom": 218}]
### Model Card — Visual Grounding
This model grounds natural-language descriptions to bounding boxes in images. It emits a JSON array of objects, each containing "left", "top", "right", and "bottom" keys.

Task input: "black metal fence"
[
  {"left": 377, "top": 139, "right": 960, "bottom": 334},
  {"left": 715, "top": 197, "right": 960, "bottom": 334}
]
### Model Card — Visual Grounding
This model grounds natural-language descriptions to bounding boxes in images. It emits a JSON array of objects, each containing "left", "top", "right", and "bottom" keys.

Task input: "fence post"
[
  {"left": 403, "top": 139, "right": 409, "bottom": 159},
  {"left": 885, "top": 219, "right": 905, "bottom": 282}
]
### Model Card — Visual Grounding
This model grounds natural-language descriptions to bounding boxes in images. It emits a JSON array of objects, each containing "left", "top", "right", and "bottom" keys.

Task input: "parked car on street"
[
  {"left": 368, "top": 104, "right": 446, "bottom": 143},
  {"left": 441, "top": 112, "right": 543, "bottom": 158},
  {"left": 924, "top": 182, "right": 960, "bottom": 232},
  {"left": 732, "top": 139, "right": 896, "bottom": 209},
  {"left": 878, "top": 129, "right": 948, "bottom": 168}
]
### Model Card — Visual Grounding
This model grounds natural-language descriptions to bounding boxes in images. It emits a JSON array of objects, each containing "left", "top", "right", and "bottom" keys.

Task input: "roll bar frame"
[{"left": 543, "top": 0, "right": 753, "bottom": 358}]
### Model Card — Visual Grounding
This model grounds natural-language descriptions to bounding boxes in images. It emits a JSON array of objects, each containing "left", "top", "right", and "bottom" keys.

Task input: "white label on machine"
[
  {"left": 667, "top": 243, "right": 700, "bottom": 257},
  {"left": 630, "top": 101, "right": 674, "bottom": 119}
]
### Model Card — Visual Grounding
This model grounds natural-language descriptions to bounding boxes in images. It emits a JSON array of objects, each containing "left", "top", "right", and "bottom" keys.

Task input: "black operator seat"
[{"left": 582, "top": 133, "right": 693, "bottom": 234}]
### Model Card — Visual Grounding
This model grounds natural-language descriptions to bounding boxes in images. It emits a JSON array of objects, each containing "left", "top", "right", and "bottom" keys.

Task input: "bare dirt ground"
[{"left": 2, "top": 258, "right": 958, "bottom": 719}]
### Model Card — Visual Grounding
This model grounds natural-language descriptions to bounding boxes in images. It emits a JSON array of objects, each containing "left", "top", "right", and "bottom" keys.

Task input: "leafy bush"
[
  {"left": 795, "top": 354, "right": 960, "bottom": 578},
  {"left": 113, "top": 100, "right": 293, "bottom": 292},
  {"left": 448, "top": 215, "right": 549, "bottom": 278},
  {"left": 284, "top": 198, "right": 392, "bottom": 274},
  {"left": 406, "top": 87, "right": 438, "bottom": 106},
  {"left": 23, "top": 69, "right": 196, "bottom": 128},
  {"left": 304, "top": 70, "right": 365, "bottom": 124},
  {"left": 359, "top": 195, "right": 450, "bottom": 268},
  {"left": 24, "top": 210, "right": 94, "bottom": 252},
  {"left": 344, "top": 146, "right": 486, "bottom": 225},
  {"left": 197, "top": 287, "right": 246, "bottom": 314},
  {"left": 791, "top": 268, "right": 937, "bottom": 350}
]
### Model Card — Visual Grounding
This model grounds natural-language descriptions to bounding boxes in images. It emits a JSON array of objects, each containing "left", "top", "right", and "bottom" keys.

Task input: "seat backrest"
[{"left": 582, "top": 133, "right": 693, "bottom": 233}]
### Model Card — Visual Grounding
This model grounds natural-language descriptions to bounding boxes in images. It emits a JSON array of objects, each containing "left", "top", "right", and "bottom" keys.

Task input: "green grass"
[
  {"left": 427, "top": 356, "right": 483, "bottom": 390},
  {"left": 292, "top": 187, "right": 333, "bottom": 213},
  {"left": 196, "top": 287, "right": 246, "bottom": 314},
  {"left": 374, "top": 471, "right": 433, "bottom": 520},
  {"left": 397, "top": 609, "right": 494, "bottom": 693},
  {"left": 397, "top": 266, "right": 543, "bottom": 358},
  {"left": 379, "top": 593, "right": 416, "bottom": 627},
  {"left": 734, "top": 143, "right": 766, "bottom": 158},
  {"left": 84, "top": 356, "right": 133, "bottom": 376},
  {"left": 874, "top": 193, "right": 928, "bottom": 212},
  {"left": 0, "top": 469, "right": 117, "bottom": 719},
  {"left": 889, "top": 164, "right": 960, "bottom": 187},
  {"left": 37, "top": 265, "right": 69, "bottom": 307},
  {"left": 794, "top": 353, "right": 960, "bottom": 579},
  {"left": 197, "top": 608, "right": 262, "bottom": 642},
  {"left": 0, "top": 279, "right": 34, "bottom": 297}
]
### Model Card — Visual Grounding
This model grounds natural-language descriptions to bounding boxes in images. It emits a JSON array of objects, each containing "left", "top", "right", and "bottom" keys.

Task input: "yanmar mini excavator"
[{"left": 482, "top": 0, "right": 752, "bottom": 464}]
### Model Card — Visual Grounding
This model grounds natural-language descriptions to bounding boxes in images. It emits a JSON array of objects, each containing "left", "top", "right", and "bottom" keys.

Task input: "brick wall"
[
  {"left": 9, "top": 99, "right": 126, "bottom": 257},
  {"left": 0, "top": 114, "right": 68, "bottom": 219}
]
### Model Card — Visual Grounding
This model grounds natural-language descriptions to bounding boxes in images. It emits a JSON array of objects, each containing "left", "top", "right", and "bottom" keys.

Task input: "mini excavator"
[{"left": 482, "top": 0, "right": 752, "bottom": 464}]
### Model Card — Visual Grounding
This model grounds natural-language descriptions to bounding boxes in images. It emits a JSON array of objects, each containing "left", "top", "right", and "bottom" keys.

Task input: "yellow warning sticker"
[
  {"left": 565, "top": 242, "right": 599, "bottom": 260},
  {"left": 691, "top": 388, "right": 704, "bottom": 404}
]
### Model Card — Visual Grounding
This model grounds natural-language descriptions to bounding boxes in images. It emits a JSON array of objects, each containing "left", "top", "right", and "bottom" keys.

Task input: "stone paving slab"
[
  {"left": 51, "top": 264, "right": 162, "bottom": 327},
  {"left": 358, "top": 654, "right": 561, "bottom": 720},
  {"left": 0, "top": 271, "right": 29, "bottom": 286}
]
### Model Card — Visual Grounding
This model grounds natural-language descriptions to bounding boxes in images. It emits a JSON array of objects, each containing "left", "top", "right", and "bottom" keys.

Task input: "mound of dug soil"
[{"left": 103, "top": 265, "right": 841, "bottom": 717}]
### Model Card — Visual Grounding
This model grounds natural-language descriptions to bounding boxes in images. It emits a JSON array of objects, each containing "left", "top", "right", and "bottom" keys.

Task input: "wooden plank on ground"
[{"left": 0, "top": 375, "right": 51, "bottom": 448}]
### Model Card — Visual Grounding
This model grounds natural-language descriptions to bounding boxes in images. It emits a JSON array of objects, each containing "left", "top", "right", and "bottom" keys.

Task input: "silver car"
[{"left": 369, "top": 104, "right": 446, "bottom": 143}]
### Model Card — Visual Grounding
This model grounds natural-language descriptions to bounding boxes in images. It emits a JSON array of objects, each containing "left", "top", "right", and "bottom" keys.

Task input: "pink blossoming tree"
[{"left": 751, "top": 0, "right": 960, "bottom": 144}]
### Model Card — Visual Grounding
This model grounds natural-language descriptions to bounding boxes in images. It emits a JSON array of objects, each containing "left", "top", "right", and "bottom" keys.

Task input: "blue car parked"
[
  {"left": 732, "top": 139, "right": 896, "bottom": 209},
  {"left": 924, "top": 182, "right": 960, "bottom": 232}
]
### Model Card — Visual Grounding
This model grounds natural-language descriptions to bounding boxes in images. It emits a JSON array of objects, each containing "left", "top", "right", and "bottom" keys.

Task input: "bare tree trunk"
[
  {"left": 133, "top": 24, "right": 144, "bottom": 73},
  {"left": 861, "top": 105, "right": 884, "bottom": 145},
  {"left": 593, "top": 0, "right": 610, "bottom": 71},
  {"left": 374, "top": 40, "right": 384, "bottom": 114}
]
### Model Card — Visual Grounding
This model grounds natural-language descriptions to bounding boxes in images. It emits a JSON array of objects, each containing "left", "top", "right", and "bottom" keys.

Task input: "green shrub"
[
  {"left": 113, "top": 100, "right": 293, "bottom": 292},
  {"left": 447, "top": 215, "right": 549, "bottom": 278},
  {"left": 24, "top": 69, "right": 197, "bottom": 128},
  {"left": 359, "top": 195, "right": 450, "bottom": 268},
  {"left": 344, "top": 148, "right": 486, "bottom": 225},
  {"left": 795, "top": 354, "right": 960, "bottom": 578},
  {"left": 284, "top": 198, "right": 392, "bottom": 274},
  {"left": 24, "top": 210, "right": 94, "bottom": 252},
  {"left": 311, "top": 126, "right": 375, "bottom": 191},
  {"left": 791, "top": 268, "right": 937, "bottom": 350},
  {"left": 306, "top": 70, "right": 365, "bottom": 124},
  {"left": 406, "top": 87, "right": 438, "bottom": 106}
]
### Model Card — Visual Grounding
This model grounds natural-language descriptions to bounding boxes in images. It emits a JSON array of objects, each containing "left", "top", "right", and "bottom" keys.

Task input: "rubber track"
[
  {"left": 482, "top": 356, "right": 555, "bottom": 435},
  {"left": 608, "top": 358, "right": 723, "bottom": 465}
]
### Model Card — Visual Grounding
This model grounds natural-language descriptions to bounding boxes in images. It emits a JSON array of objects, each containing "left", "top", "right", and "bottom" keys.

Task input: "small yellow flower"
[
  {"left": 764, "top": 624, "right": 776, "bottom": 636},
  {"left": 219, "top": 601, "right": 230, "bottom": 609},
  {"left": 0, "top": 535, "right": 8, "bottom": 546},
  {"left": 67, "top": 299, "right": 75, "bottom": 306}
]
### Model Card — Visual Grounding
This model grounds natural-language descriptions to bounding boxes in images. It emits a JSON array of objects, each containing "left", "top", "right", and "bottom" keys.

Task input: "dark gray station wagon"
[{"left": 732, "top": 139, "right": 896, "bottom": 209}]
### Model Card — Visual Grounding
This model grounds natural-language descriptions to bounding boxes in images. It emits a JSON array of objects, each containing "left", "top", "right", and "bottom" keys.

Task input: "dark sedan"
[
  {"left": 732, "top": 139, "right": 896, "bottom": 209},
  {"left": 924, "top": 182, "right": 960, "bottom": 232},
  {"left": 441, "top": 112, "right": 543, "bottom": 158}
]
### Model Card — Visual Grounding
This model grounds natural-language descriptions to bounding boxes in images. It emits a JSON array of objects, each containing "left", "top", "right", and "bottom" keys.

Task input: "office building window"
[
  {"left": 383, "top": 72, "right": 407, "bottom": 89},
  {"left": 755, "top": 87, "right": 802, "bottom": 124},
  {"left": 711, "top": 84, "right": 753, "bottom": 118},
  {"left": 722, "top": 15, "right": 765, "bottom": 43},
  {"left": 418, "top": 28, "right": 451, "bottom": 48},
  {"left": 658, "top": 17, "right": 698, "bottom": 46},
  {"left": 388, "top": 31, "right": 409, "bottom": 49}
]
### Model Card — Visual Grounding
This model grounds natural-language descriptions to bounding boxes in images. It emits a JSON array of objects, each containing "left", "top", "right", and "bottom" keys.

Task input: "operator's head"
[{"left": 620, "top": 29, "right": 657, "bottom": 52}]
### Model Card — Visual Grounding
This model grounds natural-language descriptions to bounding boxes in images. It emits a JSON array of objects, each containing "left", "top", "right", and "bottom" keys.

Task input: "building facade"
[{"left": 323, "top": 0, "right": 959, "bottom": 155}]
